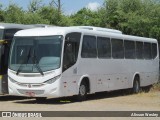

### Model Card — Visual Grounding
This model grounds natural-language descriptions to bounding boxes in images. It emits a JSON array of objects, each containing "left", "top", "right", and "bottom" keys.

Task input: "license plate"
[{"left": 25, "top": 91, "right": 35, "bottom": 97}]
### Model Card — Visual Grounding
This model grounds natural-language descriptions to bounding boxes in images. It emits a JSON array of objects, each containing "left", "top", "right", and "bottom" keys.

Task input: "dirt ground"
[{"left": 0, "top": 90, "right": 160, "bottom": 120}]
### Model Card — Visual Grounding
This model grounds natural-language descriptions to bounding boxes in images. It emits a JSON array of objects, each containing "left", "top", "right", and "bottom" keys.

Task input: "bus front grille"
[{"left": 17, "top": 89, "right": 45, "bottom": 95}]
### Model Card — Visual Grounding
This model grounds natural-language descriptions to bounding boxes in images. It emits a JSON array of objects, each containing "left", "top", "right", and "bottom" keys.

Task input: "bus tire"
[
  {"left": 35, "top": 97, "right": 46, "bottom": 103},
  {"left": 77, "top": 81, "right": 87, "bottom": 101},
  {"left": 132, "top": 78, "right": 140, "bottom": 94}
]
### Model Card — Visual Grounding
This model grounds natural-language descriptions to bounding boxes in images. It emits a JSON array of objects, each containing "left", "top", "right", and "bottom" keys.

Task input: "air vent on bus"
[{"left": 74, "top": 26, "right": 122, "bottom": 34}]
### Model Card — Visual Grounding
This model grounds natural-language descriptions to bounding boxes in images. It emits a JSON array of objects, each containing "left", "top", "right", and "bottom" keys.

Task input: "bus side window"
[
  {"left": 97, "top": 37, "right": 111, "bottom": 59},
  {"left": 152, "top": 43, "right": 157, "bottom": 59},
  {"left": 144, "top": 42, "right": 152, "bottom": 59},
  {"left": 63, "top": 32, "right": 81, "bottom": 71},
  {"left": 111, "top": 38, "right": 124, "bottom": 59},
  {"left": 124, "top": 40, "right": 136, "bottom": 59},
  {"left": 81, "top": 35, "right": 97, "bottom": 58},
  {"left": 136, "top": 41, "right": 143, "bottom": 59}
]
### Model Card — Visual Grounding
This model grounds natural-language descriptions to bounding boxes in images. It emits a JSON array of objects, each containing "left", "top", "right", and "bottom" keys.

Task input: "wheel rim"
[{"left": 79, "top": 85, "right": 86, "bottom": 96}]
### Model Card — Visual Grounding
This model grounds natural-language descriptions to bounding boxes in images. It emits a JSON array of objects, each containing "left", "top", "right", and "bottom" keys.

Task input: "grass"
[
  {"left": 151, "top": 82, "right": 160, "bottom": 92},
  {"left": 135, "top": 82, "right": 160, "bottom": 97}
]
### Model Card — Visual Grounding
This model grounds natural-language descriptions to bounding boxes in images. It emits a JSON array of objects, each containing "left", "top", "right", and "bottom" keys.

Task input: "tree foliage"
[
  {"left": 28, "top": 0, "right": 43, "bottom": 13},
  {"left": 4, "top": 3, "right": 24, "bottom": 24},
  {"left": 70, "top": 8, "right": 102, "bottom": 26},
  {"left": 100, "top": 0, "right": 160, "bottom": 40}
]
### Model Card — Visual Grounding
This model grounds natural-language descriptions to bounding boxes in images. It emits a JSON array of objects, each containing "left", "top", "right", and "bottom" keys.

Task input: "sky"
[{"left": 0, "top": 0, "right": 104, "bottom": 15}]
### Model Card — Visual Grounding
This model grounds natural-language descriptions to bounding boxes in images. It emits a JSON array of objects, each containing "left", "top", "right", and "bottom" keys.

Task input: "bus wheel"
[
  {"left": 77, "top": 81, "right": 87, "bottom": 101},
  {"left": 35, "top": 97, "right": 46, "bottom": 103},
  {"left": 132, "top": 79, "right": 140, "bottom": 94}
]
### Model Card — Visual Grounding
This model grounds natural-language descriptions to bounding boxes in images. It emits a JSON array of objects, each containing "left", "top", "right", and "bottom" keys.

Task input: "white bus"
[{"left": 8, "top": 26, "right": 159, "bottom": 101}]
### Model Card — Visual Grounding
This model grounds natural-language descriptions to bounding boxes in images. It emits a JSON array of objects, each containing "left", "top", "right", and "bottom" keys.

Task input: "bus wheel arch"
[
  {"left": 77, "top": 76, "right": 90, "bottom": 101},
  {"left": 132, "top": 74, "right": 141, "bottom": 93}
]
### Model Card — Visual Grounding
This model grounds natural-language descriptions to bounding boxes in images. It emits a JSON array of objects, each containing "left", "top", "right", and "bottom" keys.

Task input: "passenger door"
[{"left": 62, "top": 32, "right": 81, "bottom": 96}]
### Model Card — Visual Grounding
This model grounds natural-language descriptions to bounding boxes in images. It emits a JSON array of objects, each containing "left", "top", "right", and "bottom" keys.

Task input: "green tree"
[
  {"left": 50, "top": 0, "right": 61, "bottom": 15},
  {"left": 0, "top": 3, "right": 4, "bottom": 22},
  {"left": 70, "top": 8, "right": 101, "bottom": 26},
  {"left": 37, "top": 5, "right": 59, "bottom": 25},
  {"left": 4, "top": 3, "right": 24, "bottom": 23},
  {"left": 22, "top": 12, "right": 49, "bottom": 24},
  {"left": 101, "top": 0, "right": 160, "bottom": 41},
  {"left": 28, "top": 0, "right": 43, "bottom": 13},
  {"left": 25, "top": 0, "right": 50, "bottom": 24}
]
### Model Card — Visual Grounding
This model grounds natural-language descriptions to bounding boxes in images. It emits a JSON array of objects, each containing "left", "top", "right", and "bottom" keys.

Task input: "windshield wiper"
[
  {"left": 32, "top": 49, "right": 44, "bottom": 76},
  {"left": 16, "top": 47, "right": 32, "bottom": 75}
]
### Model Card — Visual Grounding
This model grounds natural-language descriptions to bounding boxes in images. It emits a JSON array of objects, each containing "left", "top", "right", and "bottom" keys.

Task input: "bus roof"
[
  {"left": 0, "top": 23, "right": 35, "bottom": 29},
  {"left": 14, "top": 26, "right": 157, "bottom": 43},
  {"left": 72, "top": 26, "right": 122, "bottom": 34}
]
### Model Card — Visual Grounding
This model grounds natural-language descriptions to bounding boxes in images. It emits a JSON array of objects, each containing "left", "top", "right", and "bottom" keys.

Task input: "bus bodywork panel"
[{"left": 8, "top": 69, "right": 65, "bottom": 98}]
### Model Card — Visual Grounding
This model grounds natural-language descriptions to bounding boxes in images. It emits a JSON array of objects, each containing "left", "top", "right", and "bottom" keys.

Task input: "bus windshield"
[{"left": 9, "top": 36, "right": 63, "bottom": 73}]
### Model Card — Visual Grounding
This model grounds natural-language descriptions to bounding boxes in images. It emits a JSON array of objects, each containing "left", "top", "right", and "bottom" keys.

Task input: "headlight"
[
  {"left": 43, "top": 75, "right": 61, "bottom": 84},
  {"left": 8, "top": 77, "right": 17, "bottom": 83}
]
